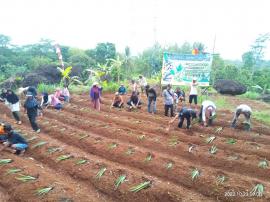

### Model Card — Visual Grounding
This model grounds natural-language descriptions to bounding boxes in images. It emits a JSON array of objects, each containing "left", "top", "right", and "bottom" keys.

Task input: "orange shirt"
[{"left": 0, "top": 125, "right": 5, "bottom": 135}]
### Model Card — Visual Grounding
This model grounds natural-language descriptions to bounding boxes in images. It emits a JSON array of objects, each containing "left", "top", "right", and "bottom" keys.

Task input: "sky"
[{"left": 0, "top": 0, "right": 269, "bottom": 60}]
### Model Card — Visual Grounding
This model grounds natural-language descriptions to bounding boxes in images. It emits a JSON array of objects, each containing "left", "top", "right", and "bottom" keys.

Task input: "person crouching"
[
  {"left": 127, "top": 91, "right": 142, "bottom": 110},
  {"left": 169, "top": 107, "right": 197, "bottom": 129},
  {"left": 111, "top": 92, "right": 124, "bottom": 109}
]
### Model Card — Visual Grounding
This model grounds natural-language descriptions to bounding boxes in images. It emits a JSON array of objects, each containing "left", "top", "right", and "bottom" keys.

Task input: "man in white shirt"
[
  {"left": 199, "top": 100, "right": 216, "bottom": 127},
  {"left": 231, "top": 104, "right": 252, "bottom": 130},
  {"left": 138, "top": 75, "right": 147, "bottom": 94},
  {"left": 189, "top": 77, "right": 198, "bottom": 107}
]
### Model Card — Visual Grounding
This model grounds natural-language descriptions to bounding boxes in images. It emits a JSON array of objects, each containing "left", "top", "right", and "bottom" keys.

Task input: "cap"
[{"left": 115, "top": 92, "right": 119, "bottom": 96}]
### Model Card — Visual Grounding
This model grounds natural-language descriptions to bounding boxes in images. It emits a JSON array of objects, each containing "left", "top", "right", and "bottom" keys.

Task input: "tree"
[
  {"left": 95, "top": 42, "right": 116, "bottom": 64},
  {"left": 242, "top": 51, "right": 254, "bottom": 69},
  {"left": 0, "top": 34, "right": 11, "bottom": 47},
  {"left": 108, "top": 55, "right": 123, "bottom": 83}
]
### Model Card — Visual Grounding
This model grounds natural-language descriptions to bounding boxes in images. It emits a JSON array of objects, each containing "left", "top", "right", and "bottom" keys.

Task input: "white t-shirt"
[
  {"left": 190, "top": 82, "right": 198, "bottom": 95},
  {"left": 139, "top": 77, "right": 147, "bottom": 87},
  {"left": 236, "top": 104, "right": 252, "bottom": 113},
  {"left": 202, "top": 100, "right": 216, "bottom": 122}
]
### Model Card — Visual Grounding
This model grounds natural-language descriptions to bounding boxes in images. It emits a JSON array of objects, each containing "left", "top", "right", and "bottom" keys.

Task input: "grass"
[
  {"left": 130, "top": 181, "right": 151, "bottom": 192},
  {"left": 16, "top": 174, "right": 37, "bottom": 182},
  {"left": 69, "top": 85, "right": 89, "bottom": 94},
  {"left": 0, "top": 159, "right": 13, "bottom": 165},
  {"left": 253, "top": 111, "right": 270, "bottom": 125},
  {"left": 35, "top": 186, "right": 54, "bottom": 196},
  {"left": 37, "top": 83, "right": 58, "bottom": 94},
  {"left": 96, "top": 167, "right": 106, "bottom": 180},
  {"left": 239, "top": 91, "right": 260, "bottom": 100},
  {"left": 114, "top": 175, "right": 126, "bottom": 190}
]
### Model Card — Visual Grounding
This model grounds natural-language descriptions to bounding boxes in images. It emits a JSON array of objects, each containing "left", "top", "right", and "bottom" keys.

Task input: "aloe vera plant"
[
  {"left": 96, "top": 167, "right": 106, "bottom": 180},
  {"left": 205, "top": 136, "right": 216, "bottom": 144},
  {"left": 57, "top": 155, "right": 72, "bottom": 162},
  {"left": 226, "top": 138, "right": 237, "bottom": 145},
  {"left": 0, "top": 159, "right": 13, "bottom": 165},
  {"left": 108, "top": 143, "right": 118, "bottom": 150},
  {"left": 144, "top": 154, "right": 152, "bottom": 162},
  {"left": 191, "top": 168, "right": 200, "bottom": 181},
  {"left": 250, "top": 184, "right": 264, "bottom": 196},
  {"left": 114, "top": 175, "right": 126, "bottom": 190},
  {"left": 47, "top": 147, "right": 62, "bottom": 154},
  {"left": 32, "top": 141, "right": 47, "bottom": 149},
  {"left": 209, "top": 145, "right": 218, "bottom": 154},
  {"left": 76, "top": 159, "right": 88, "bottom": 165},
  {"left": 35, "top": 186, "right": 54, "bottom": 196},
  {"left": 79, "top": 134, "right": 89, "bottom": 140},
  {"left": 130, "top": 181, "right": 151, "bottom": 192},
  {"left": 216, "top": 175, "right": 226, "bottom": 185},
  {"left": 215, "top": 127, "right": 223, "bottom": 134},
  {"left": 16, "top": 174, "right": 37, "bottom": 182},
  {"left": 125, "top": 148, "right": 135, "bottom": 155},
  {"left": 168, "top": 136, "right": 180, "bottom": 147},
  {"left": 258, "top": 159, "right": 269, "bottom": 169},
  {"left": 138, "top": 135, "right": 145, "bottom": 140},
  {"left": 165, "top": 162, "right": 173, "bottom": 170},
  {"left": 6, "top": 168, "right": 22, "bottom": 175},
  {"left": 27, "top": 136, "right": 38, "bottom": 142}
]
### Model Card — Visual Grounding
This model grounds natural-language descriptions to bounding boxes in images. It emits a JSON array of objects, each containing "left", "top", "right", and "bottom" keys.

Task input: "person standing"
[
  {"left": 145, "top": 85, "right": 157, "bottom": 114},
  {"left": 231, "top": 104, "right": 252, "bottom": 131},
  {"left": 131, "top": 80, "right": 138, "bottom": 93},
  {"left": 90, "top": 82, "right": 102, "bottom": 111},
  {"left": 138, "top": 75, "right": 147, "bottom": 94},
  {"left": 6, "top": 90, "right": 22, "bottom": 125},
  {"left": 199, "top": 100, "right": 216, "bottom": 127},
  {"left": 162, "top": 84, "right": 174, "bottom": 117},
  {"left": 189, "top": 78, "right": 199, "bottom": 107},
  {"left": 27, "top": 86, "right": 38, "bottom": 98},
  {"left": 23, "top": 92, "right": 41, "bottom": 133}
]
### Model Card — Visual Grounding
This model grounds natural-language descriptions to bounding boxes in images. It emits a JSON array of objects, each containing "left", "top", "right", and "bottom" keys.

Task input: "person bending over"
[
  {"left": 111, "top": 92, "right": 124, "bottom": 108},
  {"left": 231, "top": 104, "right": 252, "bottom": 131},
  {"left": 169, "top": 107, "right": 197, "bottom": 129},
  {"left": 199, "top": 100, "right": 216, "bottom": 127}
]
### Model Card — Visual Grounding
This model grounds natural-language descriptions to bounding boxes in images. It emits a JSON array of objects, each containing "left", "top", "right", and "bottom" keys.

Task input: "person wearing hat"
[
  {"left": 23, "top": 92, "right": 42, "bottom": 133},
  {"left": 118, "top": 84, "right": 127, "bottom": 95},
  {"left": 0, "top": 124, "right": 28, "bottom": 155},
  {"left": 111, "top": 92, "right": 124, "bottom": 108},
  {"left": 90, "top": 82, "right": 102, "bottom": 111},
  {"left": 199, "top": 100, "right": 216, "bottom": 127},
  {"left": 231, "top": 104, "right": 252, "bottom": 131},
  {"left": 5, "top": 89, "right": 22, "bottom": 125},
  {"left": 145, "top": 85, "right": 157, "bottom": 114},
  {"left": 189, "top": 77, "right": 199, "bottom": 107},
  {"left": 162, "top": 84, "right": 174, "bottom": 117}
]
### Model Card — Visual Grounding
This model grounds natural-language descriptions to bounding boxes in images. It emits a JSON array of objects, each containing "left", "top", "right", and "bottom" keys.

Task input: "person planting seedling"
[
  {"left": 199, "top": 100, "right": 216, "bottom": 127},
  {"left": 110, "top": 92, "right": 124, "bottom": 109},
  {"left": 127, "top": 91, "right": 142, "bottom": 111},
  {"left": 167, "top": 107, "right": 197, "bottom": 131},
  {"left": 0, "top": 124, "right": 28, "bottom": 155},
  {"left": 231, "top": 104, "right": 252, "bottom": 131}
]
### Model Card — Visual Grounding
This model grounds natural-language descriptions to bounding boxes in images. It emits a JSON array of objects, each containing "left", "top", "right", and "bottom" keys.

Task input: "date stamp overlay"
[{"left": 224, "top": 189, "right": 263, "bottom": 198}]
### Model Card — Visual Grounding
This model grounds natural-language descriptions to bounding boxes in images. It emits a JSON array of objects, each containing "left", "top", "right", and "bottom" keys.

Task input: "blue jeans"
[
  {"left": 13, "top": 143, "right": 28, "bottom": 150},
  {"left": 147, "top": 97, "right": 156, "bottom": 113}
]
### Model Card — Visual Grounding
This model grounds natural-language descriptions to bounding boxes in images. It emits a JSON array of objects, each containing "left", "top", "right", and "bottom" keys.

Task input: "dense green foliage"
[{"left": 0, "top": 33, "right": 270, "bottom": 92}]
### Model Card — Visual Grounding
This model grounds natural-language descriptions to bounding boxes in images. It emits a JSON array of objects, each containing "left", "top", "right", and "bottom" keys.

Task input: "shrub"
[
  {"left": 37, "top": 83, "right": 58, "bottom": 94},
  {"left": 239, "top": 91, "right": 260, "bottom": 100}
]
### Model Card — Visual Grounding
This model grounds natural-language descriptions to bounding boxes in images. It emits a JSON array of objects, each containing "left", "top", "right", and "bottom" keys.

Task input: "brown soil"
[{"left": 0, "top": 93, "right": 270, "bottom": 201}]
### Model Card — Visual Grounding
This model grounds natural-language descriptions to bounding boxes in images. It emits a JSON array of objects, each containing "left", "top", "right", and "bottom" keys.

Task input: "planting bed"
[{"left": 0, "top": 92, "right": 270, "bottom": 201}]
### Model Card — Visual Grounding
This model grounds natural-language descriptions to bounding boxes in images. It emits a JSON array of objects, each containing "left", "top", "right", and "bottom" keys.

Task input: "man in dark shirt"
[
  {"left": 145, "top": 85, "right": 157, "bottom": 114},
  {"left": 169, "top": 107, "right": 197, "bottom": 129},
  {"left": 118, "top": 84, "right": 127, "bottom": 95},
  {"left": 0, "top": 124, "right": 28, "bottom": 155}
]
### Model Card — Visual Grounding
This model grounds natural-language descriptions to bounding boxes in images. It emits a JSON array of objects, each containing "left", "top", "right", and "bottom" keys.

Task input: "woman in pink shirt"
[
  {"left": 61, "top": 85, "right": 70, "bottom": 102},
  {"left": 50, "top": 95, "right": 63, "bottom": 110}
]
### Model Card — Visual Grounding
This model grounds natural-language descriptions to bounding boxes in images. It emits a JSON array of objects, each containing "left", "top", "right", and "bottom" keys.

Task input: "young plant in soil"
[
  {"left": 16, "top": 174, "right": 37, "bottom": 182},
  {"left": 76, "top": 159, "right": 88, "bottom": 165},
  {"left": 35, "top": 186, "right": 54, "bottom": 197},
  {"left": 168, "top": 136, "right": 180, "bottom": 147},
  {"left": 226, "top": 138, "right": 237, "bottom": 145},
  {"left": 79, "top": 134, "right": 89, "bottom": 140},
  {"left": 6, "top": 168, "right": 22, "bottom": 175},
  {"left": 258, "top": 159, "right": 269, "bottom": 169},
  {"left": 144, "top": 153, "right": 152, "bottom": 162},
  {"left": 47, "top": 147, "right": 62, "bottom": 154},
  {"left": 114, "top": 175, "right": 126, "bottom": 190},
  {"left": 191, "top": 168, "right": 200, "bottom": 181},
  {"left": 0, "top": 159, "right": 13, "bottom": 165},
  {"left": 205, "top": 136, "right": 216, "bottom": 144},
  {"left": 108, "top": 143, "right": 118, "bottom": 150},
  {"left": 27, "top": 136, "right": 38, "bottom": 142},
  {"left": 138, "top": 135, "right": 146, "bottom": 140},
  {"left": 32, "top": 141, "right": 47, "bottom": 149},
  {"left": 57, "top": 155, "right": 73, "bottom": 162},
  {"left": 130, "top": 181, "right": 151, "bottom": 193},
  {"left": 250, "top": 184, "right": 264, "bottom": 196},
  {"left": 215, "top": 127, "right": 223, "bottom": 134},
  {"left": 216, "top": 175, "right": 226, "bottom": 185},
  {"left": 165, "top": 162, "right": 173, "bottom": 170},
  {"left": 125, "top": 148, "right": 135, "bottom": 155},
  {"left": 96, "top": 167, "right": 107, "bottom": 180},
  {"left": 209, "top": 145, "right": 218, "bottom": 154}
]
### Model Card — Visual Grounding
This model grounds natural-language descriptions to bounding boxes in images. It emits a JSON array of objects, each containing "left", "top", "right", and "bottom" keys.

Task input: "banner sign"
[{"left": 161, "top": 52, "right": 212, "bottom": 86}]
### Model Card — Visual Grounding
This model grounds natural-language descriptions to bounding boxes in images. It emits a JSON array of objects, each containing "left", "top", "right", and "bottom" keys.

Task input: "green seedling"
[
  {"left": 258, "top": 159, "right": 269, "bottom": 169},
  {"left": 144, "top": 154, "right": 152, "bottom": 162},
  {"left": 228, "top": 155, "right": 239, "bottom": 161},
  {"left": 250, "top": 184, "right": 264, "bottom": 197},
  {"left": 191, "top": 168, "right": 200, "bottom": 181},
  {"left": 16, "top": 174, "right": 37, "bottom": 182},
  {"left": 32, "top": 141, "right": 47, "bottom": 149},
  {"left": 205, "top": 136, "right": 216, "bottom": 144},
  {"left": 215, "top": 127, "right": 223, "bottom": 134},
  {"left": 168, "top": 136, "right": 180, "bottom": 147},
  {"left": 125, "top": 148, "right": 135, "bottom": 155},
  {"left": 165, "top": 162, "right": 173, "bottom": 170},
  {"left": 209, "top": 145, "right": 218, "bottom": 154},
  {"left": 130, "top": 181, "right": 151, "bottom": 193},
  {"left": 27, "top": 136, "right": 38, "bottom": 142},
  {"left": 114, "top": 175, "right": 126, "bottom": 190},
  {"left": 96, "top": 167, "right": 106, "bottom": 180},
  {"left": 0, "top": 159, "right": 13, "bottom": 165},
  {"left": 216, "top": 175, "right": 226, "bottom": 185},
  {"left": 209, "top": 114, "right": 217, "bottom": 120},
  {"left": 79, "top": 134, "right": 89, "bottom": 140},
  {"left": 226, "top": 138, "right": 237, "bottom": 145},
  {"left": 6, "top": 168, "right": 22, "bottom": 175},
  {"left": 57, "top": 155, "right": 73, "bottom": 162},
  {"left": 108, "top": 143, "right": 118, "bottom": 150},
  {"left": 138, "top": 135, "right": 145, "bottom": 140},
  {"left": 76, "top": 159, "right": 88, "bottom": 165},
  {"left": 35, "top": 186, "right": 54, "bottom": 196},
  {"left": 47, "top": 147, "right": 62, "bottom": 154}
]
